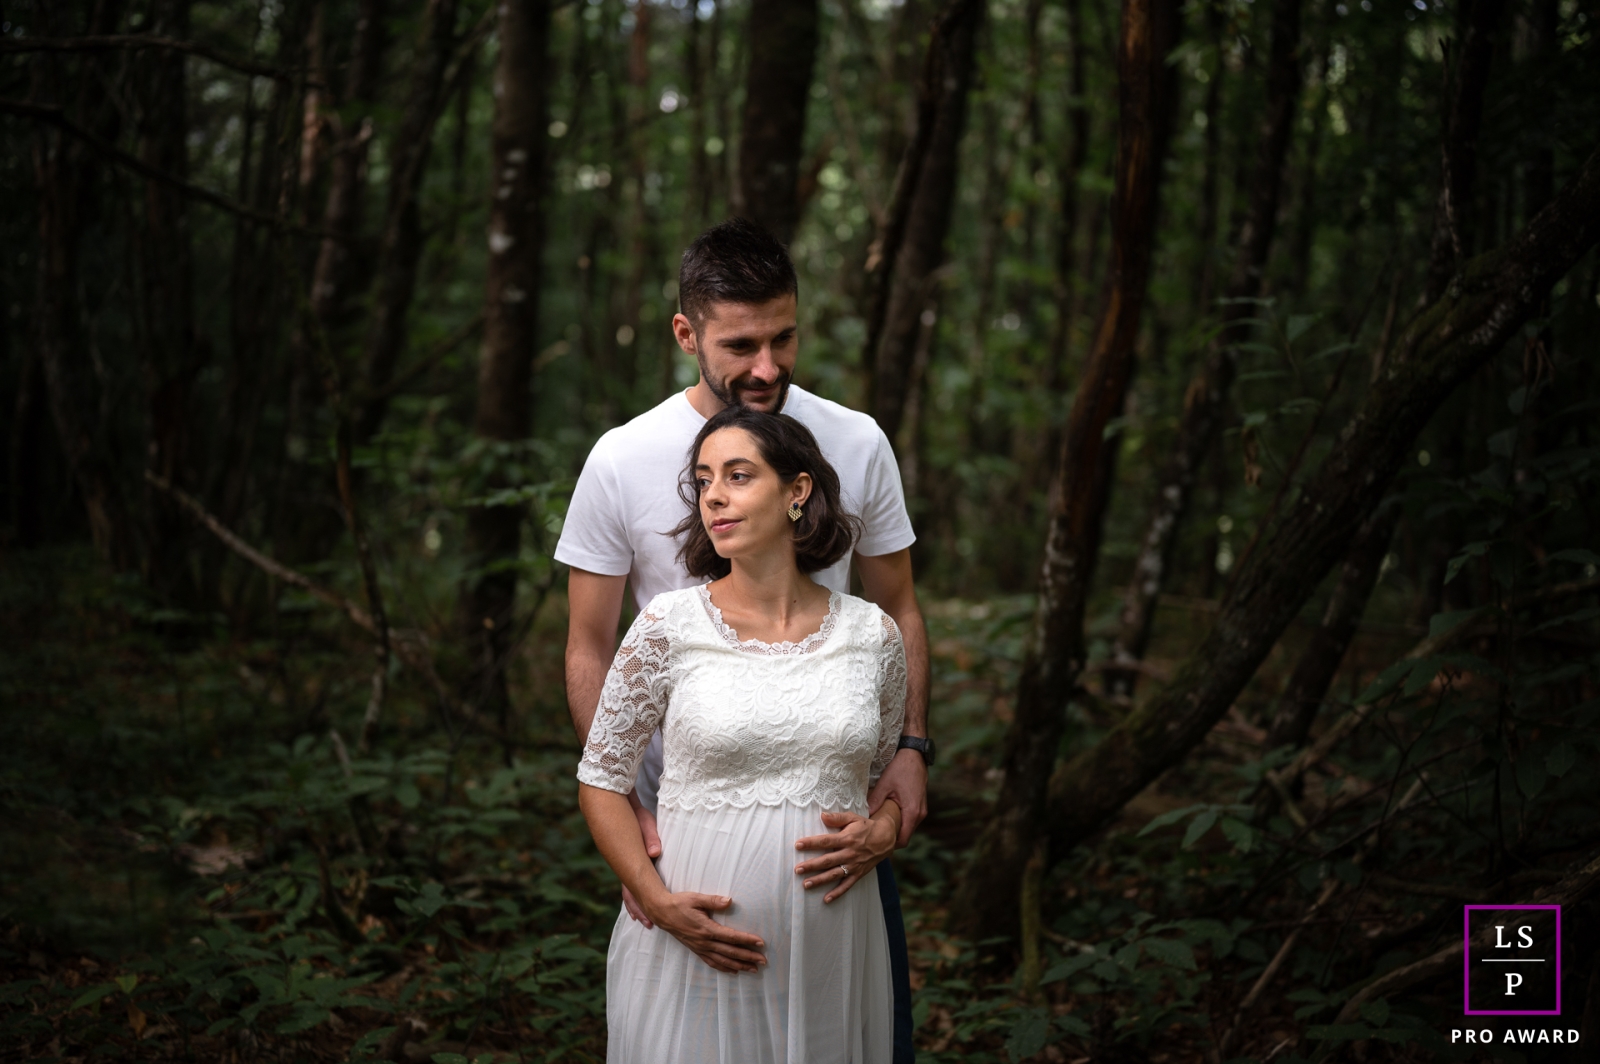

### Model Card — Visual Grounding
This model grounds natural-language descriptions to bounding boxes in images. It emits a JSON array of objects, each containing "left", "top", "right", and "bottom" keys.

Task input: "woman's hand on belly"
[
  {"left": 794, "top": 804, "right": 900, "bottom": 903},
  {"left": 643, "top": 891, "right": 768, "bottom": 974}
]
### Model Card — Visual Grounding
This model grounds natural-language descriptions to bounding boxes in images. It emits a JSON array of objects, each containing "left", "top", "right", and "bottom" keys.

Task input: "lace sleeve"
[
  {"left": 870, "top": 613, "right": 908, "bottom": 787},
  {"left": 577, "top": 604, "right": 673, "bottom": 794}
]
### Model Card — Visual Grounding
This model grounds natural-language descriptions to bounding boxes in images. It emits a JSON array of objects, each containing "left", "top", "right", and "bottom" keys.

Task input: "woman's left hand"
[{"left": 794, "top": 805, "right": 899, "bottom": 903}]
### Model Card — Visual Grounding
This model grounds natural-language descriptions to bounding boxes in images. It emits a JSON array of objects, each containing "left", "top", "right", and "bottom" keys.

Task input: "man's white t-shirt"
[{"left": 555, "top": 384, "right": 916, "bottom": 810}]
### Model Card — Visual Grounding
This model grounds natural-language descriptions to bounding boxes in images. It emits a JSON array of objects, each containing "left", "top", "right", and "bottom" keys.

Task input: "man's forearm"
[
  {"left": 565, "top": 643, "right": 610, "bottom": 744},
  {"left": 855, "top": 549, "right": 931, "bottom": 739},
  {"left": 890, "top": 605, "right": 929, "bottom": 737},
  {"left": 565, "top": 569, "right": 629, "bottom": 746}
]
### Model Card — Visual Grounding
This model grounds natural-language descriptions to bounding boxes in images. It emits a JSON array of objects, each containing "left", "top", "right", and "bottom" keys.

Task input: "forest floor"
[{"left": 1, "top": 547, "right": 1466, "bottom": 1064}]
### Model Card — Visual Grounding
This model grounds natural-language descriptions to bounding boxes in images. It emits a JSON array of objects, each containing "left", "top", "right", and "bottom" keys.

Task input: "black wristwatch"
[{"left": 897, "top": 735, "right": 936, "bottom": 767}]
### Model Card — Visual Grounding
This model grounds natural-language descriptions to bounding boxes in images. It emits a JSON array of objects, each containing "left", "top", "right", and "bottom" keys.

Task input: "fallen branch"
[
  {"left": 1365, "top": 872, "right": 1489, "bottom": 903},
  {"left": 1037, "top": 143, "right": 1600, "bottom": 888},
  {"left": 144, "top": 471, "right": 373, "bottom": 630},
  {"left": 1271, "top": 572, "right": 1600, "bottom": 794},
  {"left": 0, "top": 34, "right": 312, "bottom": 83},
  {"left": 2, "top": 99, "right": 336, "bottom": 238},
  {"left": 1219, "top": 779, "right": 1425, "bottom": 1057},
  {"left": 1321, "top": 848, "right": 1600, "bottom": 1046},
  {"left": 144, "top": 471, "right": 517, "bottom": 746},
  {"left": 364, "top": 311, "right": 485, "bottom": 404}
]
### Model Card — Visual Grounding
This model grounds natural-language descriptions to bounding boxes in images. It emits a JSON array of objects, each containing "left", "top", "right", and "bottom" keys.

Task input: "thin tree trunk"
[
  {"left": 862, "top": 0, "right": 985, "bottom": 447},
  {"left": 218, "top": 0, "right": 309, "bottom": 517},
  {"left": 1523, "top": 0, "right": 1558, "bottom": 216},
  {"left": 965, "top": 90, "right": 1006, "bottom": 455},
  {"left": 616, "top": 0, "right": 653, "bottom": 410},
  {"left": 306, "top": 0, "right": 386, "bottom": 338},
  {"left": 1263, "top": 503, "right": 1400, "bottom": 753},
  {"left": 950, "top": 0, "right": 1180, "bottom": 946},
  {"left": 1191, "top": 0, "right": 1224, "bottom": 308},
  {"left": 357, "top": 0, "right": 464, "bottom": 439},
  {"left": 735, "top": 0, "right": 820, "bottom": 244},
  {"left": 683, "top": 3, "right": 711, "bottom": 229},
  {"left": 1286, "top": 47, "right": 1328, "bottom": 297},
  {"left": 462, "top": 0, "right": 552, "bottom": 728},
  {"left": 134, "top": 0, "right": 201, "bottom": 604},
  {"left": 210, "top": 0, "right": 314, "bottom": 616},
  {"left": 8, "top": 339, "right": 47, "bottom": 548},
  {"left": 277, "top": 0, "right": 383, "bottom": 557},
  {"left": 1045, "top": 142, "right": 1600, "bottom": 872},
  {"left": 1422, "top": 0, "right": 1509, "bottom": 304},
  {"left": 1040, "top": 0, "right": 1089, "bottom": 475},
  {"left": 1104, "top": 0, "right": 1305, "bottom": 699},
  {"left": 31, "top": 2, "right": 138, "bottom": 570}
]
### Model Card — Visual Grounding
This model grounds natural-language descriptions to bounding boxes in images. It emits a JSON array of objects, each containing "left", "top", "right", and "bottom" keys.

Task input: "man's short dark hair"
[{"left": 678, "top": 218, "right": 798, "bottom": 330}]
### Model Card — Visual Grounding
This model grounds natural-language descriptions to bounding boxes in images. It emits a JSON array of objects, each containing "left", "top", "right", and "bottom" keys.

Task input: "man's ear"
[{"left": 672, "top": 313, "right": 698, "bottom": 355}]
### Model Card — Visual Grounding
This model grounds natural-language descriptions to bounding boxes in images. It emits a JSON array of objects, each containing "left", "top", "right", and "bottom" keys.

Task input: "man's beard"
[{"left": 698, "top": 350, "right": 792, "bottom": 412}]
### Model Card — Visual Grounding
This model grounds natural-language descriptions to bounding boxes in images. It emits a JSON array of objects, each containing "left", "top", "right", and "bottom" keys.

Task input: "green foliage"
[{"left": 3, "top": 0, "right": 1599, "bottom": 1059}]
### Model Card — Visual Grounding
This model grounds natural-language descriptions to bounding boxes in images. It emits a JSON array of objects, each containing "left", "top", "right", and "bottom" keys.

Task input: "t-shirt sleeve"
[
  {"left": 554, "top": 436, "right": 633, "bottom": 576},
  {"left": 577, "top": 601, "right": 673, "bottom": 793},
  {"left": 852, "top": 427, "right": 917, "bottom": 558}
]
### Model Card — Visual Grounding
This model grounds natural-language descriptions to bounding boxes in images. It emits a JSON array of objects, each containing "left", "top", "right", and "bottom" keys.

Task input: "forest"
[{"left": 2, "top": 0, "right": 1599, "bottom": 1058}]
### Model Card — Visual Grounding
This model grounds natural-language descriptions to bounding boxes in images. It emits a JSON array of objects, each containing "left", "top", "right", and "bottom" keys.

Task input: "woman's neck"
[{"left": 716, "top": 550, "right": 826, "bottom": 630}]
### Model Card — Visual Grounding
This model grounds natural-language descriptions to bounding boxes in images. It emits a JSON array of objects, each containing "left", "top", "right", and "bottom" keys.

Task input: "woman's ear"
[{"left": 790, "top": 472, "right": 813, "bottom": 509}]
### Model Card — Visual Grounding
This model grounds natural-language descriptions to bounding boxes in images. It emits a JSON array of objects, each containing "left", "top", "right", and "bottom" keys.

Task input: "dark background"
[{"left": 2, "top": 0, "right": 1599, "bottom": 1059}]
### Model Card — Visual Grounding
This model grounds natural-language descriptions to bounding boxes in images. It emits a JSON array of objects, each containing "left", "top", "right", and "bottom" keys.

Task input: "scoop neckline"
[{"left": 696, "top": 583, "right": 841, "bottom": 655}]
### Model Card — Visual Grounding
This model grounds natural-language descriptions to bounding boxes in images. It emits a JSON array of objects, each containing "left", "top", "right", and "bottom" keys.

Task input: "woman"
[{"left": 577, "top": 406, "right": 907, "bottom": 1064}]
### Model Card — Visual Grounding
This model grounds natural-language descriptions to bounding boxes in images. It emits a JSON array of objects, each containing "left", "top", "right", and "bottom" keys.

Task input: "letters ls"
[{"left": 1494, "top": 925, "right": 1534, "bottom": 948}]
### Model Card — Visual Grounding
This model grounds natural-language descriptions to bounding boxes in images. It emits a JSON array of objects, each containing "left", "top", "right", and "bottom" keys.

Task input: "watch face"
[{"left": 923, "top": 738, "right": 936, "bottom": 767}]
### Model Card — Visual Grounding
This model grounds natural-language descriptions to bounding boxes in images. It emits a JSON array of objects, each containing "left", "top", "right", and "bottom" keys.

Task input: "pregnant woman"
[{"left": 577, "top": 406, "right": 907, "bottom": 1064}]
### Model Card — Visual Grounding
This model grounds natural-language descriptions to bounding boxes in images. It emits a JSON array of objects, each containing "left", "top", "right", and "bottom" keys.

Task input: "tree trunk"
[
  {"left": 30, "top": 2, "right": 138, "bottom": 570},
  {"left": 1523, "top": 0, "right": 1558, "bottom": 216},
  {"left": 1104, "top": 0, "right": 1305, "bottom": 699},
  {"left": 1191, "top": 0, "right": 1225, "bottom": 308},
  {"left": 1045, "top": 141, "right": 1600, "bottom": 871},
  {"left": 216, "top": 0, "right": 312, "bottom": 531},
  {"left": 357, "top": 0, "right": 463, "bottom": 440},
  {"left": 7, "top": 328, "right": 48, "bottom": 548},
  {"left": 735, "top": 0, "right": 819, "bottom": 244},
  {"left": 1422, "top": 0, "right": 1508, "bottom": 304},
  {"left": 1263, "top": 503, "right": 1400, "bottom": 752},
  {"left": 862, "top": 0, "right": 984, "bottom": 447},
  {"left": 306, "top": 0, "right": 387, "bottom": 339},
  {"left": 276, "top": 0, "right": 385, "bottom": 559},
  {"left": 1047, "top": 0, "right": 1089, "bottom": 394},
  {"left": 1286, "top": 47, "right": 1328, "bottom": 297},
  {"left": 462, "top": 0, "right": 552, "bottom": 726},
  {"left": 950, "top": 0, "right": 1180, "bottom": 946},
  {"left": 1038, "top": 0, "right": 1090, "bottom": 482},
  {"left": 134, "top": 0, "right": 201, "bottom": 604}
]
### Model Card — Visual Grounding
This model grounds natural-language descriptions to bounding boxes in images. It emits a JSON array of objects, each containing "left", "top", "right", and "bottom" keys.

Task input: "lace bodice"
[{"left": 578, "top": 585, "right": 907, "bottom": 813}]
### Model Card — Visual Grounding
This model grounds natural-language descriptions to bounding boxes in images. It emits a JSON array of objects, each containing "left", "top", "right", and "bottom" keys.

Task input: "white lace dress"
[{"left": 578, "top": 584, "right": 907, "bottom": 1064}]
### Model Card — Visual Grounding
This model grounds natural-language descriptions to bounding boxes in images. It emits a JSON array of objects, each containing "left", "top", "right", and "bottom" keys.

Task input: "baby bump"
[{"left": 655, "top": 803, "right": 837, "bottom": 941}]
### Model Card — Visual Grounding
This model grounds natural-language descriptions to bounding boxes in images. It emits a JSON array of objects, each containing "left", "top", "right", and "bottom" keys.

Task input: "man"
[{"left": 557, "top": 218, "right": 931, "bottom": 1062}]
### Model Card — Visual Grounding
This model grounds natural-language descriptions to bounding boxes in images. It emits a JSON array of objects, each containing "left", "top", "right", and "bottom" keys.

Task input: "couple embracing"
[{"left": 557, "top": 219, "right": 934, "bottom": 1063}]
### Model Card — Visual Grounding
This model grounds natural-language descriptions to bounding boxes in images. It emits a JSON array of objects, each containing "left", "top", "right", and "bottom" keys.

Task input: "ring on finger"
[{"left": 838, "top": 864, "right": 850, "bottom": 878}]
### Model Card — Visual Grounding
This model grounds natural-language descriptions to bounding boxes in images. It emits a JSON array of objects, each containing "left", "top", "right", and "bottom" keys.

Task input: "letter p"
[{"left": 1505, "top": 972, "right": 1523, "bottom": 996}]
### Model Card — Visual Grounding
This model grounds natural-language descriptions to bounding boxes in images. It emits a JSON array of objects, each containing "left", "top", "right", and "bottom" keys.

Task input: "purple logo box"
[{"left": 1463, "top": 905, "right": 1561, "bottom": 1017}]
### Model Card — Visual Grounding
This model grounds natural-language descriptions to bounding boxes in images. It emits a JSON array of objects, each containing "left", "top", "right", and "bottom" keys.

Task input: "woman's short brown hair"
[{"left": 672, "top": 407, "right": 861, "bottom": 579}]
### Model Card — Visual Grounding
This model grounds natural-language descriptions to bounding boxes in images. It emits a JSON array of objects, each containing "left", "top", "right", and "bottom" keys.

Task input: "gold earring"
[{"left": 787, "top": 502, "right": 803, "bottom": 522}]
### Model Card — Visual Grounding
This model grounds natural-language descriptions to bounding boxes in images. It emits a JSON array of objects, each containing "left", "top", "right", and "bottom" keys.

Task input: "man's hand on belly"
[
  {"left": 868, "top": 749, "right": 927, "bottom": 847},
  {"left": 621, "top": 791, "right": 663, "bottom": 927},
  {"left": 794, "top": 805, "right": 900, "bottom": 904}
]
